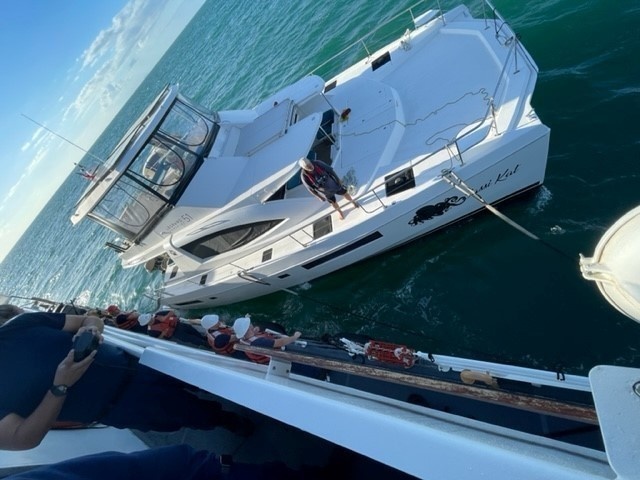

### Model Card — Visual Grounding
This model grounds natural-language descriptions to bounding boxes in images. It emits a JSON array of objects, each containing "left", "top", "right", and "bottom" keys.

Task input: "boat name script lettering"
[
  {"left": 160, "top": 214, "right": 193, "bottom": 236},
  {"left": 495, "top": 164, "right": 520, "bottom": 183},
  {"left": 476, "top": 164, "right": 521, "bottom": 193},
  {"left": 476, "top": 179, "right": 492, "bottom": 193}
]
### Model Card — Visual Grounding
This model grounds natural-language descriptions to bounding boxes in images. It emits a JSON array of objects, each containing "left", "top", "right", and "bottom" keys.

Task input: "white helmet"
[
  {"left": 137, "top": 313, "right": 153, "bottom": 326},
  {"left": 201, "top": 314, "right": 220, "bottom": 330},
  {"left": 298, "top": 157, "right": 313, "bottom": 171},
  {"left": 233, "top": 316, "right": 251, "bottom": 338}
]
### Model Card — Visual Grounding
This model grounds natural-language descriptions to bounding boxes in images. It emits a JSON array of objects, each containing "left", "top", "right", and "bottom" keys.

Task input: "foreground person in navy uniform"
[{"left": 0, "top": 311, "right": 252, "bottom": 451}]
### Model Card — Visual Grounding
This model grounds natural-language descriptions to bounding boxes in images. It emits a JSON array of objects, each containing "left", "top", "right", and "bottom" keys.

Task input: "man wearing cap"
[
  {"left": 298, "top": 157, "right": 359, "bottom": 220},
  {"left": 233, "top": 316, "right": 302, "bottom": 364},
  {"left": 202, "top": 315, "right": 237, "bottom": 355}
]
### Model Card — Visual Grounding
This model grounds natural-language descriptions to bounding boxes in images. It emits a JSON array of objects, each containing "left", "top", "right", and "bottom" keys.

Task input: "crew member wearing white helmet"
[
  {"left": 298, "top": 157, "right": 359, "bottom": 220},
  {"left": 232, "top": 316, "right": 301, "bottom": 364},
  {"left": 147, "top": 308, "right": 207, "bottom": 347},
  {"left": 111, "top": 310, "right": 152, "bottom": 334},
  {"left": 201, "top": 314, "right": 236, "bottom": 355}
]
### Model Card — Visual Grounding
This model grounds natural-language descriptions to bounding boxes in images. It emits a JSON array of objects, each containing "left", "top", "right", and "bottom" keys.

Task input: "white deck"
[{"left": 104, "top": 328, "right": 614, "bottom": 480}]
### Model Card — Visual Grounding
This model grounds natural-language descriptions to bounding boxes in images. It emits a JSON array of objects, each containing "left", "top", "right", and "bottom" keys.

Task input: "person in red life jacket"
[
  {"left": 113, "top": 311, "right": 152, "bottom": 334},
  {"left": 84, "top": 305, "right": 120, "bottom": 322},
  {"left": 147, "top": 308, "right": 208, "bottom": 348},
  {"left": 233, "top": 316, "right": 302, "bottom": 364},
  {"left": 202, "top": 314, "right": 237, "bottom": 355},
  {"left": 298, "top": 157, "right": 359, "bottom": 220},
  {"left": 96, "top": 305, "right": 150, "bottom": 334}
]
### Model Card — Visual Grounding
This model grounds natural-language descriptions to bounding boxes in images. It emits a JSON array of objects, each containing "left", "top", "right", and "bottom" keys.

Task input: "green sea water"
[{"left": 1, "top": 0, "right": 639, "bottom": 375}]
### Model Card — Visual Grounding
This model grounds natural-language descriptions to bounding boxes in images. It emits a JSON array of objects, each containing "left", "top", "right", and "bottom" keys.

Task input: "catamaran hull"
[
  {"left": 71, "top": 3, "right": 551, "bottom": 311},
  {"left": 162, "top": 127, "right": 549, "bottom": 308}
]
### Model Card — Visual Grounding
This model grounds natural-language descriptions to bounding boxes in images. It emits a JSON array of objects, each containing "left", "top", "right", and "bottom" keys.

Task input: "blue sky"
[{"left": 0, "top": 0, "right": 206, "bottom": 262}]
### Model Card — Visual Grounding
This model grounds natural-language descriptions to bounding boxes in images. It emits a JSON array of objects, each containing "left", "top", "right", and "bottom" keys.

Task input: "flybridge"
[{"left": 71, "top": 86, "right": 219, "bottom": 245}]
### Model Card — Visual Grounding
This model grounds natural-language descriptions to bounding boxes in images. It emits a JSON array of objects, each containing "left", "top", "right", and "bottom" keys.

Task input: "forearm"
[
  {"left": 63, "top": 314, "right": 104, "bottom": 334},
  {"left": 273, "top": 336, "right": 299, "bottom": 348},
  {"left": 0, "top": 392, "right": 65, "bottom": 450},
  {"left": 81, "top": 315, "right": 104, "bottom": 333},
  {"left": 0, "top": 348, "right": 96, "bottom": 450}
]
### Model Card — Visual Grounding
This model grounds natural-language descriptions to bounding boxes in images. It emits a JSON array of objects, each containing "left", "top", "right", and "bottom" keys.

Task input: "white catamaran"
[{"left": 71, "top": 1, "right": 550, "bottom": 309}]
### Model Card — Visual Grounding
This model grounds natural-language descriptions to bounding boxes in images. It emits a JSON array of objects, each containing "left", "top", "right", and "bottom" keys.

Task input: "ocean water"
[{"left": 1, "top": 0, "right": 639, "bottom": 375}]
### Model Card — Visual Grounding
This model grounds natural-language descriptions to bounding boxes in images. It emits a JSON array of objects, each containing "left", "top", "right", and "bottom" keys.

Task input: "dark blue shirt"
[
  {"left": 252, "top": 336, "right": 276, "bottom": 348},
  {"left": 0, "top": 312, "right": 131, "bottom": 423}
]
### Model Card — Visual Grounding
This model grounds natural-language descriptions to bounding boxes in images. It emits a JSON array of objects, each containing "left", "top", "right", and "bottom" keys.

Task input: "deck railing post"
[
  {"left": 361, "top": 39, "right": 371, "bottom": 59},
  {"left": 436, "top": 0, "right": 445, "bottom": 25},
  {"left": 513, "top": 35, "right": 521, "bottom": 74}
]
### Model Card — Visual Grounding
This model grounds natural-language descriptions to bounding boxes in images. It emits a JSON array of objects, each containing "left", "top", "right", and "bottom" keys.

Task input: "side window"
[
  {"left": 159, "top": 102, "right": 211, "bottom": 148},
  {"left": 127, "top": 138, "right": 198, "bottom": 201},
  {"left": 182, "top": 220, "right": 283, "bottom": 260},
  {"left": 91, "top": 176, "right": 165, "bottom": 237}
]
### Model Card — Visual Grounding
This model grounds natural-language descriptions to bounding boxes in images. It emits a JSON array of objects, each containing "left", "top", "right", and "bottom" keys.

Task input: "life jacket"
[
  {"left": 303, "top": 163, "right": 330, "bottom": 190},
  {"left": 115, "top": 312, "right": 139, "bottom": 330},
  {"left": 147, "top": 311, "right": 178, "bottom": 339},
  {"left": 206, "top": 326, "right": 235, "bottom": 354},
  {"left": 239, "top": 332, "right": 276, "bottom": 364}
]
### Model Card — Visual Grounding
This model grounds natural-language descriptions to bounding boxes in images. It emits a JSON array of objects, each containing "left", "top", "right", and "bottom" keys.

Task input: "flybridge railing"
[
  {"left": 308, "top": 0, "right": 535, "bottom": 81},
  {"left": 308, "top": 1, "right": 536, "bottom": 218},
  {"left": 483, "top": 0, "right": 538, "bottom": 75},
  {"left": 307, "top": 0, "right": 442, "bottom": 79}
]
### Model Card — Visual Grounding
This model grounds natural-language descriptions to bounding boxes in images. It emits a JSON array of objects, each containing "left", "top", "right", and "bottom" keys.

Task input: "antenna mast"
[{"left": 20, "top": 113, "right": 105, "bottom": 164}]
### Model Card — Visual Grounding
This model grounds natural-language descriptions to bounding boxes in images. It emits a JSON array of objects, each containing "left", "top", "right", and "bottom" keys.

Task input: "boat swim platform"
[{"left": 104, "top": 327, "right": 616, "bottom": 480}]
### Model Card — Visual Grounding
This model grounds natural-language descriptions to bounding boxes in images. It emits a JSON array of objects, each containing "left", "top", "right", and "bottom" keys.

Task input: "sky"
[{"left": 0, "top": 0, "right": 206, "bottom": 262}]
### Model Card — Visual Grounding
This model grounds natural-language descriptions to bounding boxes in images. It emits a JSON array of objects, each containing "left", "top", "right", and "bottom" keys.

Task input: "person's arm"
[
  {"left": 0, "top": 350, "right": 96, "bottom": 450},
  {"left": 272, "top": 331, "right": 302, "bottom": 348},
  {"left": 62, "top": 314, "right": 104, "bottom": 334},
  {"left": 325, "top": 164, "right": 342, "bottom": 185},
  {"left": 307, "top": 183, "right": 325, "bottom": 201},
  {"left": 300, "top": 172, "right": 324, "bottom": 200},
  {"left": 182, "top": 318, "right": 201, "bottom": 325},
  {"left": 62, "top": 314, "right": 104, "bottom": 344}
]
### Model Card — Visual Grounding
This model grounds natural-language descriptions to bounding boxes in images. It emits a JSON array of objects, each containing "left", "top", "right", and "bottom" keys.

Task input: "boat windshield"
[{"left": 89, "top": 95, "right": 218, "bottom": 241}]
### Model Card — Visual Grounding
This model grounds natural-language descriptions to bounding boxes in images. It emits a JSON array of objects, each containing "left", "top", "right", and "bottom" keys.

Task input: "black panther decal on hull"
[{"left": 409, "top": 196, "right": 466, "bottom": 226}]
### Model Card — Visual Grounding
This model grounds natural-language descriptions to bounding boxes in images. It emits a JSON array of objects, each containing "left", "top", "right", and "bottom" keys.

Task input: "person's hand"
[
  {"left": 53, "top": 349, "right": 96, "bottom": 387},
  {"left": 292, "top": 331, "right": 302, "bottom": 340},
  {"left": 72, "top": 325, "right": 104, "bottom": 344}
]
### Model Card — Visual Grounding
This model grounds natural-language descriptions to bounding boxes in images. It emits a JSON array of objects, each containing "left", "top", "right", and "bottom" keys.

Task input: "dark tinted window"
[{"left": 182, "top": 220, "right": 283, "bottom": 259}]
